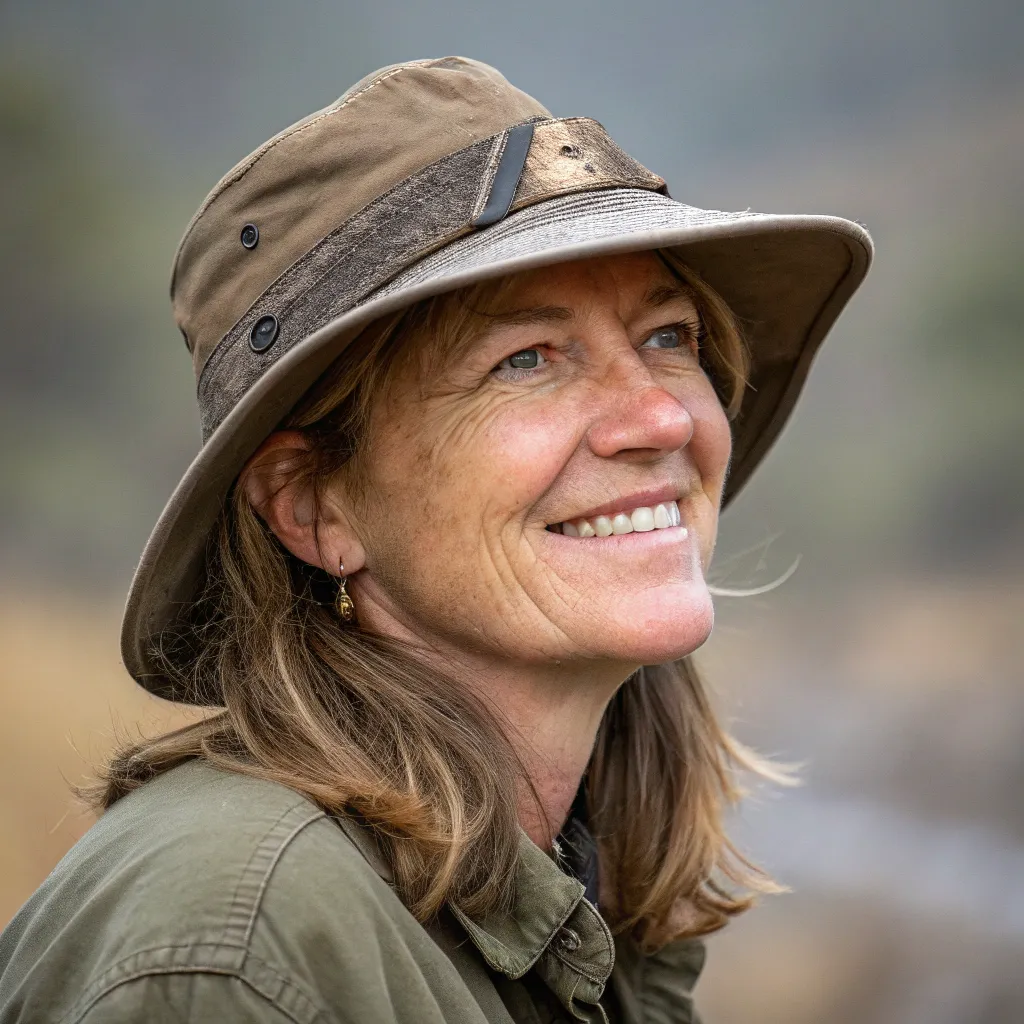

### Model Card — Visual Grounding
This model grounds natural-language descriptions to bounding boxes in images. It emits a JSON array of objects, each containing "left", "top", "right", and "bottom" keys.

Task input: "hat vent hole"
[
  {"left": 249, "top": 314, "right": 279, "bottom": 352},
  {"left": 560, "top": 144, "right": 582, "bottom": 159}
]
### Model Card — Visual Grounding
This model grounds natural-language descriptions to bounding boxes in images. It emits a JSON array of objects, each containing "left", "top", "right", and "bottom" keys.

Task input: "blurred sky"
[{"left": 1, "top": 3, "right": 1023, "bottom": 1022}]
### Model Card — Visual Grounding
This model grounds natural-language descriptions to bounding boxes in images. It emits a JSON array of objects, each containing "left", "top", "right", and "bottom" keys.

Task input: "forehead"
[
  {"left": 386, "top": 249, "right": 694, "bottom": 387},
  {"left": 491, "top": 250, "right": 687, "bottom": 312}
]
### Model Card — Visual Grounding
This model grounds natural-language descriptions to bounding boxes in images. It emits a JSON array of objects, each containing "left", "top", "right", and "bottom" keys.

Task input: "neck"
[
  {"left": 505, "top": 679, "right": 610, "bottom": 847},
  {"left": 471, "top": 660, "right": 624, "bottom": 849},
  {"left": 353, "top": 587, "right": 629, "bottom": 849},
  {"left": 356, "top": 589, "right": 626, "bottom": 843}
]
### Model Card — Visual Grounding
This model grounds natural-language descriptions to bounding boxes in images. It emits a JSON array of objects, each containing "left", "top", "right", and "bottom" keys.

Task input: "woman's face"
[{"left": 342, "top": 251, "right": 733, "bottom": 674}]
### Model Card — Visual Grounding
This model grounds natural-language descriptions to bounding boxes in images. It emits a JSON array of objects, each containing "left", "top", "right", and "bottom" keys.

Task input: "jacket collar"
[{"left": 338, "top": 817, "right": 615, "bottom": 1020}]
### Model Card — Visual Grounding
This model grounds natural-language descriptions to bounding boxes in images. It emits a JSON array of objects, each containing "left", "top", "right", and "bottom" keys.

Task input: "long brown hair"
[{"left": 93, "top": 250, "right": 779, "bottom": 947}]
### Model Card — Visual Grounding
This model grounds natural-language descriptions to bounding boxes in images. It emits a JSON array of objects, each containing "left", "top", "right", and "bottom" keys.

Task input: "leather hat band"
[{"left": 197, "top": 117, "right": 665, "bottom": 440}]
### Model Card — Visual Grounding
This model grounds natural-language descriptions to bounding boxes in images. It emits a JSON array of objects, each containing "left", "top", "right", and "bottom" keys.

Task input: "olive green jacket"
[{"left": 0, "top": 762, "right": 705, "bottom": 1023}]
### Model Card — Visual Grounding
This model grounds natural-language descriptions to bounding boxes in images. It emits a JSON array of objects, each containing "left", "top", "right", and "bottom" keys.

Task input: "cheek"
[
  {"left": 369, "top": 393, "right": 580, "bottom": 538},
  {"left": 482, "top": 402, "right": 581, "bottom": 518},
  {"left": 355, "top": 394, "right": 584, "bottom": 633},
  {"left": 690, "top": 389, "right": 733, "bottom": 500},
  {"left": 672, "top": 382, "right": 731, "bottom": 569}
]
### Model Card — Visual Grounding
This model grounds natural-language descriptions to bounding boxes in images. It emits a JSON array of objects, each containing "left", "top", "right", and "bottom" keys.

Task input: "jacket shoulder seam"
[
  {"left": 64, "top": 946, "right": 325, "bottom": 1024},
  {"left": 219, "top": 803, "right": 327, "bottom": 949}
]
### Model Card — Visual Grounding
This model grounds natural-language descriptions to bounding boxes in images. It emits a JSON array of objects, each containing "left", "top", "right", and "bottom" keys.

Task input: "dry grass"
[
  {"left": 4, "top": 582, "right": 1022, "bottom": 1023},
  {"left": 0, "top": 591, "right": 194, "bottom": 927}
]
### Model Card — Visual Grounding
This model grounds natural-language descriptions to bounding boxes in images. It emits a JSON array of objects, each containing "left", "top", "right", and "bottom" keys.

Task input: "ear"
[{"left": 240, "top": 430, "right": 366, "bottom": 576}]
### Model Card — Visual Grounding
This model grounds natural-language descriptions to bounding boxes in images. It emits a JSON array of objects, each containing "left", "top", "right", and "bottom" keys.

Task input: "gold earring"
[{"left": 336, "top": 559, "right": 355, "bottom": 622}]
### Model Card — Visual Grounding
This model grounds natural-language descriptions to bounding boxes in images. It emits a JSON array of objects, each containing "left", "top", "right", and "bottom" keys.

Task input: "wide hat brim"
[{"left": 124, "top": 187, "right": 872, "bottom": 700}]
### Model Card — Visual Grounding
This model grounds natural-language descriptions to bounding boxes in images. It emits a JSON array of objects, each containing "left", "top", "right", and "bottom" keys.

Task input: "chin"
[{"left": 594, "top": 581, "right": 716, "bottom": 665}]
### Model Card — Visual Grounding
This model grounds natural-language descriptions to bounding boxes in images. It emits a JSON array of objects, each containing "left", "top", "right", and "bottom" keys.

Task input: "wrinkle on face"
[{"left": 331, "top": 251, "right": 733, "bottom": 680}]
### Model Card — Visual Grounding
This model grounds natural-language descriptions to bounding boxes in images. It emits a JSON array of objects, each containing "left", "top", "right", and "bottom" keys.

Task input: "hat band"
[{"left": 197, "top": 117, "right": 665, "bottom": 440}]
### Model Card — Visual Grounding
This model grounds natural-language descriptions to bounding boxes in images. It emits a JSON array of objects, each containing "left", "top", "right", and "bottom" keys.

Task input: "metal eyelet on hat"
[
  {"left": 240, "top": 223, "right": 260, "bottom": 249},
  {"left": 555, "top": 927, "right": 581, "bottom": 954},
  {"left": 249, "top": 314, "right": 279, "bottom": 352}
]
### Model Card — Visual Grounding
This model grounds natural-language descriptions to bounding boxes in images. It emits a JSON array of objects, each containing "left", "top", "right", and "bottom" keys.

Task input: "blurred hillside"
[
  {"left": 1, "top": 0, "right": 1022, "bottom": 589},
  {"left": 1, "top": 3, "right": 1022, "bottom": 1023}
]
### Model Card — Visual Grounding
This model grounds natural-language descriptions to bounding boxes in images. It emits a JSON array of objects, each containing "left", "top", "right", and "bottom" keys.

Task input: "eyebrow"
[
  {"left": 480, "top": 305, "right": 575, "bottom": 329},
  {"left": 482, "top": 284, "right": 693, "bottom": 332},
  {"left": 642, "top": 282, "right": 694, "bottom": 308}
]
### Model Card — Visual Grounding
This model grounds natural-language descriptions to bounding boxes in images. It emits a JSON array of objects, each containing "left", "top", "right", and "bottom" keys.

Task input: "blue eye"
[
  {"left": 496, "top": 349, "right": 546, "bottom": 371},
  {"left": 642, "top": 327, "right": 682, "bottom": 349}
]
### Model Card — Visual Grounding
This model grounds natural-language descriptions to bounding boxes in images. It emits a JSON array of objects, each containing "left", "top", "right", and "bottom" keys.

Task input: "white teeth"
[
  {"left": 611, "top": 513, "right": 634, "bottom": 535},
  {"left": 630, "top": 507, "right": 655, "bottom": 532},
  {"left": 554, "top": 499, "right": 684, "bottom": 538}
]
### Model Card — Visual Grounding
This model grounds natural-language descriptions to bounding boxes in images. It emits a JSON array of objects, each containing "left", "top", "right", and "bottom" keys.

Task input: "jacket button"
[
  {"left": 249, "top": 314, "right": 279, "bottom": 352},
  {"left": 556, "top": 928, "right": 581, "bottom": 953},
  {"left": 240, "top": 223, "right": 260, "bottom": 249}
]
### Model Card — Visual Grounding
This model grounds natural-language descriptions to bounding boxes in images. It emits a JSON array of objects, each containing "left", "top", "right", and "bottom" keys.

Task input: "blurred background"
[{"left": 1, "top": 1, "right": 1022, "bottom": 1020}]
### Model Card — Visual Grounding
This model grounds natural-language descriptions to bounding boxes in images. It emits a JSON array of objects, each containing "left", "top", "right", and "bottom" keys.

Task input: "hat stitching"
[
  {"left": 195, "top": 136, "right": 502, "bottom": 403},
  {"left": 195, "top": 121, "right": 538, "bottom": 390},
  {"left": 172, "top": 65, "right": 415, "bottom": 289},
  {"left": 196, "top": 122, "right": 665, "bottom": 433},
  {"left": 197, "top": 184, "right": 456, "bottom": 405},
  {"left": 199, "top": 188, "right": 712, "bottom": 440},
  {"left": 195, "top": 120, "right": 554, "bottom": 400},
  {"left": 203, "top": 114, "right": 653, "bottom": 380},
  {"left": 333, "top": 64, "right": 410, "bottom": 113}
]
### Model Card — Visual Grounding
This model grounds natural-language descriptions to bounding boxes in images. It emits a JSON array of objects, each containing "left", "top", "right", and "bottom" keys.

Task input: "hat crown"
[{"left": 172, "top": 57, "right": 550, "bottom": 379}]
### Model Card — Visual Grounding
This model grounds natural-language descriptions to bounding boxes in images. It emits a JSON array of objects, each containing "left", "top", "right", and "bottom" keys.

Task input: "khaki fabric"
[
  {"left": 173, "top": 57, "right": 551, "bottom": 379},
  {"left": 0, "top": 762, "right": 705, "bottom": 1023},
  {"left": 193, "top": 119, "right": 664, "bottom": 440}
]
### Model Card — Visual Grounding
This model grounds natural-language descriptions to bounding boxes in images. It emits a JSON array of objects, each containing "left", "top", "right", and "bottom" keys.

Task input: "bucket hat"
[{"left": 124, "top": 56, "right": 872, "bottom": 700}]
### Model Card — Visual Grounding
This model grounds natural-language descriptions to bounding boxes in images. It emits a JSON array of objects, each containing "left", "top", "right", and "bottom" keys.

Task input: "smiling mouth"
[{"left": 547, "top": 500, "right": 685, "bottom": 538}]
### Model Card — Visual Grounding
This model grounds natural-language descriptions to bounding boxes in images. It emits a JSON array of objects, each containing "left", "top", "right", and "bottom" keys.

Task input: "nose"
[{"left": 585, "top": 354, "right": 694, "bottom": 460}]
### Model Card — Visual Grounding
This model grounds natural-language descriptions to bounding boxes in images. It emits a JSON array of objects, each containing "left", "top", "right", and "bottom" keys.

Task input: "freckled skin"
[
  {"left": 344, "top": 251, "right": 732, "bottom": 677},
  {"left": 250, "top": 250, "right": 734, "bottom": 842}
]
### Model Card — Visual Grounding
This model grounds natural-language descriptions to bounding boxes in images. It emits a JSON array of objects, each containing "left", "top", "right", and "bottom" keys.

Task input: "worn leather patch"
[
  {"left": 198, "top": 118, "right": 665, "bottom": 440},
  {"left": 511, "top": 118, "right": 664, "bottom": 211}
]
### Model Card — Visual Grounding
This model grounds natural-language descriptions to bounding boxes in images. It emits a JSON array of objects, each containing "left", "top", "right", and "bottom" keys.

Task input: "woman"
[{"left": 0, "top": 58, "right": 871, "bottom": 1023}]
